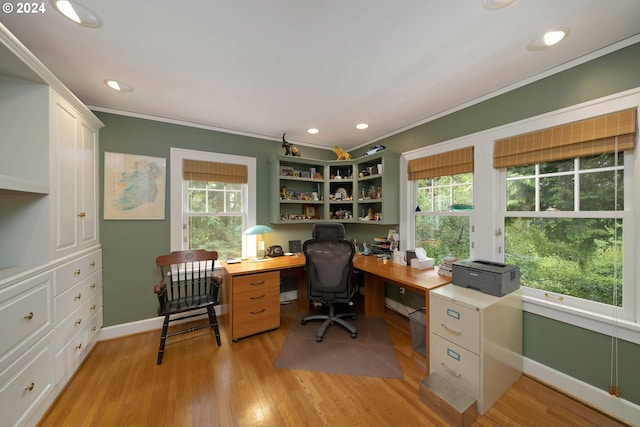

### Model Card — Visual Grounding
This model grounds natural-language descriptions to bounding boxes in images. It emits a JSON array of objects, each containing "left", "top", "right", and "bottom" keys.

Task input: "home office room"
[{"left": 1, "top": 1, "right": 639, "bottom": 426}]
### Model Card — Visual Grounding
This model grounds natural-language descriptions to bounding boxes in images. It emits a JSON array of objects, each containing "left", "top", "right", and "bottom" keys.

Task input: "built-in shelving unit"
[{"left": 271, "top": 151, "right": 400, "bottom": 225}]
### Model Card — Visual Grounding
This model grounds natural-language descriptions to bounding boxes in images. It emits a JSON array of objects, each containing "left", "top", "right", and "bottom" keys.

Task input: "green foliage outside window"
[
  {"left": 187, "top": 181, "right": 243, "bottom": 259},
  {"left": 415, "top": 174, "right": 472, "bottom": 264},
  {"left": 504, "top": 153, "right": 623, "bottom": 307}
]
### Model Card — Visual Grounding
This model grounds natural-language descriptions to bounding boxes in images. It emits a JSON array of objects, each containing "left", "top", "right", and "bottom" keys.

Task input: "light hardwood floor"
[{"left": 38, "top": 302, "right": 629, "bottom": 427}]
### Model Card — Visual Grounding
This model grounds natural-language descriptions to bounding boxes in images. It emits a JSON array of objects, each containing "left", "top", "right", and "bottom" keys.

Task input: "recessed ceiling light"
[
  {"left": 482, "top": 0, "right": 516, "bottom": 10},
  {"left": 104, "top": 79, "right": 134, "bottom": 92},
  {"left": 51, "top": 0, "right": 102, "bottom": 28},
  {"left": 356, "top": 123, "right": 369, "bottom": 130},
  {"left": 307, "top": 128, "right": 319, "bottom": 134},
  {"left": 527, "top": 28, "right": 569, "bottom": 51}
]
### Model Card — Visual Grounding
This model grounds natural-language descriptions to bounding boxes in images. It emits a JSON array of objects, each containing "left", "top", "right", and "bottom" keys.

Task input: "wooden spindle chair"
[{"left": 153, "top": 249, "right": 222, "bottom": 364}]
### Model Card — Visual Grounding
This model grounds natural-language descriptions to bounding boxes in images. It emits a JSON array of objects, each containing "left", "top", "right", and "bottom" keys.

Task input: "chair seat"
[{"left": 158, "top": 295, "right": 216, "bottom": 316}]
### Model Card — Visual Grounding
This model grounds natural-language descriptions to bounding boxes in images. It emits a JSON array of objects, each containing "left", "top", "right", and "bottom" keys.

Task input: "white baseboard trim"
[
  {"left": 98, "top": 306, "right": 224, "bottom": 341},
  {"left": 524, "top": 357, "right": 640, "bottom": 425}
]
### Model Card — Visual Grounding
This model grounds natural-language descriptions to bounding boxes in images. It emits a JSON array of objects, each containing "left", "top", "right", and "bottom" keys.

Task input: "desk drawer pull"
[
  {"left": 250, "top": 308, "right": 266, "bottom": 315},
  {"left": 250, "top": 294, "right": 266, "bottom": 300},
  {"left": 25, "top": 382, "right": 35, "bottom": 392},
  {"left": 441, "top": 323, "right": 462, "bottom": 336},
  {"left": 74, "top": 293, "right": 82, "bottom": 301},
  {"left": 24, "top": 312, "right": 34, "bottom": 320},
  {"left": 90, "top": 261, "right": 96, "bottom": 267},
  {"left": 249, "top": 280, "right": 266, "bottom": 286},
  {"left": 75, "top": 343, "right": 82, "bottom": 351},
  {"left": 74, "top": 269, "right": 81, "bottom": 276},
  {"left": 75, "top": 318, "right": 82, "bottom": 326}
]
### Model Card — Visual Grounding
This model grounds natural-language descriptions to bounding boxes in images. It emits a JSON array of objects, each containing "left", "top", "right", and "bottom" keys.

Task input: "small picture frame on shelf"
[
  {"left": 304, "top": 205, "right": 317, "bottom": 219},
  {"left": 299, "top": 171, "right": 311, "bottom": 178},
  {"left": 280, "top": 166, "right": 294, "bottom": 176}
]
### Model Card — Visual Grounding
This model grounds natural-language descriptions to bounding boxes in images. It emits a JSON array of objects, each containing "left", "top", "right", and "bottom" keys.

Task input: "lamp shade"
[{"left": 243, "top": 225, "right": 273, "bottom": 235}]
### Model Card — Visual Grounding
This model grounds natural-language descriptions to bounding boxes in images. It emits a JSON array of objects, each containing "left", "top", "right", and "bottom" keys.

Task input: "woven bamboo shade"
[
  {"left": 494, "top": 108, "right": 636, "bottom": 169},
  {"left": 183, "top": 159, "right": 248, "bottom": 184},
  {"left": 408, "top": 146, "right": 474, "bottom": 180}
]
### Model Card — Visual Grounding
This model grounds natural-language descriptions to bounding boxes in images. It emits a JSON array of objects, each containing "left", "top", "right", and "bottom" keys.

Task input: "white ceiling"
[{"left": 2, "top": 0, "right": 639, "bottom": 150}]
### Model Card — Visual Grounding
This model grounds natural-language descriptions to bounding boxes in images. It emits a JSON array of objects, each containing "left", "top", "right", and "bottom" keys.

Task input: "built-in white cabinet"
[
  {"left": 429, "top": 284, "right": 522, "bottom": 414},
  {"left": 0, "top": 25, "right": 104, "bottom": 427}
]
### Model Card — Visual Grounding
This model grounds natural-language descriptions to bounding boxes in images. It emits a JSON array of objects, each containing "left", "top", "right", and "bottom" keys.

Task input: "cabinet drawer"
[
  {"left": 54, "top": 251, "right": 102, "bottom": 296},
  {"left": 232, "top": 296, "right": 280, "bottom": 339},
  {"left": 430, "top": 294, "right": 480, "bottom": 354},
  {"left": 0, "top": 274, "right": 51, "bottom": 370},
  {"left": 233, "top": 271, "right": 279, "bottom": 306},
  {"left": 54, "top": 290, "right": 102, "bottom": 352},
  {"left": 0, "top": 342, "right": 53, "bottom": 427},
  {"left": 54, "top": 270, "right": 101, "bottom": 323},
  {"left": 430, "top": 333, "right": 479, "bottom": 398}
]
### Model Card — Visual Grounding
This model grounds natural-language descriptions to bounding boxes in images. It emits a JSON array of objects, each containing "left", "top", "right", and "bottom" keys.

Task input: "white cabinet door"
[
  {"left": 50, "top": 91, "right": 100, "bottom": 259},
  {"left": 78, "top": 121, "right": 98, "bottom": 248},
  {"left": 51, "top": 92, "right": 78, "bottom": 258}
]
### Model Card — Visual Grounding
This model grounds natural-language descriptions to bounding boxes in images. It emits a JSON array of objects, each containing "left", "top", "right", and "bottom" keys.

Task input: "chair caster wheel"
[
  {"left": 316, "top": 337, "right": 322, "bottom": 342},
  {"left": 351, "top": 333, "right": 357, "bottom": 339},
  {"left": 301, "top": 320, "right": 307, "bottom": 325}
]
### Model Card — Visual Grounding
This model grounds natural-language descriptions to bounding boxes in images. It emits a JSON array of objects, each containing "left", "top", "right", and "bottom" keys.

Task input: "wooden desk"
[
  {"left": 221, "top": 256, "right": 305, "bottom": 342},
  {"left": 352, "top": 254, "right": 452, "bottom": 371},
  {"left": 222, "top": 253, "right": 451, "bottom": 370}
]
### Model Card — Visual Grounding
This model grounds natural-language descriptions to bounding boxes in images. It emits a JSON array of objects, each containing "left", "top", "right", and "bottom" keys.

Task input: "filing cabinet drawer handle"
[
  {"left": 24, "top": 312, "right": 34, "bottom": 320},
  {"left": 250, "top": 294, "right": 266, "bottom": 300},
  {"left": 250, "top": 281, "right": 266, "bottom": 286},
  {"left": 250, "top": 308, "right": 266, "bottom": 315},
  {"left": 441, "top": 323, "right": 462, "bottom": 336},
  {"left": 75, "top": 318, "right": 82, "bottom": 326},
  {"left": 25, "top": 382, "right": 35, "bottom": 392},
  {"left": 74, "top": 293, "right": 82, "bottom": 301},
  {"left": 74, "top": 269, "right": 81, "bottom": 276},
  {"left": 441, "top": 362, "right": 462, "bottom": 378}
]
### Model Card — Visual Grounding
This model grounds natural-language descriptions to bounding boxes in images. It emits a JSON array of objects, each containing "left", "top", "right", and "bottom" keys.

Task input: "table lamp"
[{"left": 244, "top": 224, "right": 273, "bottom": 261}]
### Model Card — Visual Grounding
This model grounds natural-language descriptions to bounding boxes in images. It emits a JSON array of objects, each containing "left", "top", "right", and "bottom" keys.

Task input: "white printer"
[{"left": 452, "top": 258, "right": 520, "bottom": 297}]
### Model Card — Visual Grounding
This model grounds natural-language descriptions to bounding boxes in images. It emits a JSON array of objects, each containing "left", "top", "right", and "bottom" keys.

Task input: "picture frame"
[
  {"left": 280, "top": 165, "right": 294, "bottom": 176},
  {"left": 304, "top": 205, "right": 317, "bottom": 219},
  {"left": 104, "top": 152, "right": 167, "bottom": 220}
]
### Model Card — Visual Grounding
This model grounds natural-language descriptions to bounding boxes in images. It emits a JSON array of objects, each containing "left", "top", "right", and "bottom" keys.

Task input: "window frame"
[
  {"left": 401, "top": 89, "right": 640, "bottom": 343},
  {"left": 170, "top": 147, "right": 257, "bottom": 258}
]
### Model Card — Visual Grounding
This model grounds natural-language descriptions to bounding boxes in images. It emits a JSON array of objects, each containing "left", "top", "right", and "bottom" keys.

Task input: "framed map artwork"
[{"left": 104, "top": 152, "right": 167, "bottom": 220}]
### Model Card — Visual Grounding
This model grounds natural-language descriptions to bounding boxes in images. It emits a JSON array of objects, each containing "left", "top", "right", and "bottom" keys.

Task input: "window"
[
  {"left": 407, "top": 147, "right": 474, "bottom": 265},
  {"left": 495, "top": 108, "right": 636, "bottom": 320},
  {"left": 502, "top": 153, "right": 626, "bottom": 310},
  {"left": 415, "top": 174, "right": 472, "bottom": 263},
  {"left": 170, "top": 148, "right": 256, "bottom": 260}
]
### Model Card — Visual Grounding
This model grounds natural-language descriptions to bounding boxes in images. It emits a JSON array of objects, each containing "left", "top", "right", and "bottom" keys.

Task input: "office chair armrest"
[{"left": 153, "top": 278, "right": 166, "bottom": 295}]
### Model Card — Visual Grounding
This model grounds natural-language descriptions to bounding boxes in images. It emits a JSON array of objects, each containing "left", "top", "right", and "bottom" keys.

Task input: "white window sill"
[{"left": 523, "top": 295, "right": 640, "bottom": 345}]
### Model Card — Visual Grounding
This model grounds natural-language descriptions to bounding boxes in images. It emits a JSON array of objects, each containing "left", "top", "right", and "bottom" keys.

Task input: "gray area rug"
[{"left": 274, "top": 313, "right": 403, "bottom": 378}]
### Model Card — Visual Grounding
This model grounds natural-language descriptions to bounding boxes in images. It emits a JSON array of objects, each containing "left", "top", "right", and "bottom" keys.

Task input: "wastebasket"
[{"left": 409, "top": 309, "right": 426, "bottom": 356}]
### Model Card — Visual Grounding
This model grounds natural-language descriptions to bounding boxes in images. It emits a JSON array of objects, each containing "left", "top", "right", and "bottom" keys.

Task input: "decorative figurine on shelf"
[
  {"left": 332, "top": 145, "right": 351, "bottom": 160},
  {"left": 282, "top": 133, "right": 301, "bottom": 157},
  {"left": 363, "top": 242, "right": 371, "bottom": 256},
  {"left": 281, "top": 186, "right": 287, "bottom": 199}
]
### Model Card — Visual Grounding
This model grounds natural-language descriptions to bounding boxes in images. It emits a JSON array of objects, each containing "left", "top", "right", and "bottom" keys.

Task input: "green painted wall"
[{"left": 97, "top": 41, "right": 640, "bottom": 405}]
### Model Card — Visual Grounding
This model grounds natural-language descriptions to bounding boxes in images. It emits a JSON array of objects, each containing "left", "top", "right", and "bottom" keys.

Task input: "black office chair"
[{"left": 301, "top": 223, "right": 357, "bottom": 342}]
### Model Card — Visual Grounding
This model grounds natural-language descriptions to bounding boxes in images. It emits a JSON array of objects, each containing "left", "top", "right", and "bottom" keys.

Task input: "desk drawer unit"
[{"left": 232, "top": 271, "right": 280, "bottom": 340}]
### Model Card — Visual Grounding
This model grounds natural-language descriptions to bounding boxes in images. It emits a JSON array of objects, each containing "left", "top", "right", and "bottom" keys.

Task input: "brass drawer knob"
[
  {"left": 75, "top": 318, "right": 82, "bottom": 326},
  {"left": 74, "top": 293, "right": 82, "bottom": 301},
  {"left": 89, "top": 261, "right": 96, "bottom": 267},
  {"left": 74, "top": 269, "right": 81, "bottom": 276},
  {"left": 24, "top": 312, "right": 34, "bottom": 320},
  {"left": 75, "top": 343, "right": 82, "bottom": 351},
  {"left": 25, "top": 382, "right": 35, "bottom": 392}
]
